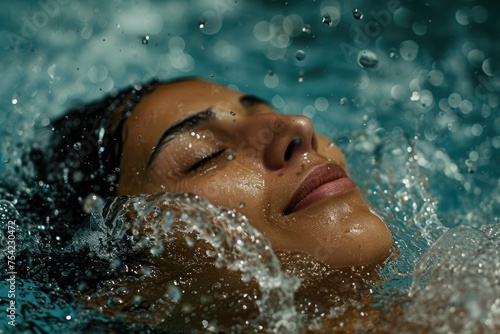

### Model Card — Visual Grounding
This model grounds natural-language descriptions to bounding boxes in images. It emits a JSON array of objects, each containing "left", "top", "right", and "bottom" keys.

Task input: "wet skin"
[{"left": 117, "top": 79, "right": 392, "bottom": 267}]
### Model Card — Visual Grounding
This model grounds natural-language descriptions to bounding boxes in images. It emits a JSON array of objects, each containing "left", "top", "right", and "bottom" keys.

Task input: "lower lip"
[{"left": 292, "top": 177, "right": 357, "bottom": 213}]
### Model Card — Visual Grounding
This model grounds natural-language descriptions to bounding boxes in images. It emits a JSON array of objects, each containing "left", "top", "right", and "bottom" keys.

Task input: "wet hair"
[{"left": 48, "top": 80, "right": 161, "bottom": 217}]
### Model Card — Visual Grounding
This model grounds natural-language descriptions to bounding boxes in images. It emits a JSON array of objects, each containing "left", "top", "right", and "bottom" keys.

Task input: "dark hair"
[
  {"left": 0, "top": 80, "right": 160, "bottom": 247},
  {"left": 48, "top": 80, "right": 160, "bottom": 218}
]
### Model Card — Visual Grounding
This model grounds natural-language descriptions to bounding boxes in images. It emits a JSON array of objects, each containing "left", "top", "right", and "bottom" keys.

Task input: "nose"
[{"left": 240, "top": 113, "right": 316, "bottom": 170}]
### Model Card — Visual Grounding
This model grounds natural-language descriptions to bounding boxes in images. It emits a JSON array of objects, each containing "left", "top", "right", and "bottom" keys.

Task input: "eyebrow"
[
  {"left": 239, "top": 94, "right": 267, "bottom": 109},
  {"left": 146, "top": 109, "right": 215, "bottom": 168},
  {"left": 145, "top": 94, "right": 268, "bottom": 169}
]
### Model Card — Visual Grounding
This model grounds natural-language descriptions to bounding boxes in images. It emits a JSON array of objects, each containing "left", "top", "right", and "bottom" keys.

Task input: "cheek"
[
  {"left": 178, "top": 164, "right": 264, "bottom": 210},
  {"left": 317, "top": 137, "right": 348, "bottom": 171}
]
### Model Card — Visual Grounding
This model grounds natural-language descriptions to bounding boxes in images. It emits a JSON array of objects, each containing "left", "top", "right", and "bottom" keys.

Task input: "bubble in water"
[
  {"left": 295, "top": 50, "right": 306, "bottom": 61},
  {"left": 352, "top": 9, "right": 363, "bottom": 20},
  {"left": 141, "top": 35, "right": 149, "bottom": 45},
  {"left": 357, "top": 50, "right": 378, "bottom": 68}
]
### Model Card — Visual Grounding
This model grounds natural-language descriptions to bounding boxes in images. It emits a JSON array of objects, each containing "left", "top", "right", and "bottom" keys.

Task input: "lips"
[{"left": 284, "top": 163, "right": 357, "bottom": 215}]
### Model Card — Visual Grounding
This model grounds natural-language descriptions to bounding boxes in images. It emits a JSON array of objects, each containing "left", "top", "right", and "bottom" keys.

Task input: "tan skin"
[{"left": 117, "top": 78, "right": 392, "bottom": 268}]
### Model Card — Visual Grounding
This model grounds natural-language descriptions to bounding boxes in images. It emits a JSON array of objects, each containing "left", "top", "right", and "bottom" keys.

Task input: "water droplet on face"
[
  {"left": 227, "top": 149, "right": 236, "bottom": 161},
  {"left": 239, "top": 201, "right": 246, "bottom": 209},
  {"left": 322, "top": 15, "right": 332, "bottom": 26},
  {"left": 295, "top": 50, "right": 306, "bottom": 61},
  {"left": 352, "top": 9, "right": 364, "bottom": 20},
  {"left": 141, "top": 35, "right": 149, "bottom": 45},
  {"left": 357, "top": 50, "right": 379, "bottom": 68},
  {"left": 230, "top": 111, "right": 236, "bottom": 116}
]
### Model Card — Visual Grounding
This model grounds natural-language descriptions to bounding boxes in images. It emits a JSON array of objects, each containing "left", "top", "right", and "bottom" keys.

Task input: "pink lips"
[{"left": 284, "top": 163, "right": 357, "bottom": 215}]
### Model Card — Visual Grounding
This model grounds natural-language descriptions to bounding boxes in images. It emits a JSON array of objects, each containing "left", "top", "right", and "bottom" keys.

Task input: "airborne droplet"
[
  {"left": 141, "top": 35, "right": 149, "bottom": 45},
  {"left": 301, "top": 24, "right": 311, "bottom": 34},
  {"left": 295, "top": 50, "right": 306, "bottom": 61},
  {"left": 322, "top": 15, "right": 332, "bottom": 26},
  {"left": 357, "top": 50, "right": 379, "bottom": 68},
  {"left": 352, "top": 9, "right": 364, "bottom": 20}
]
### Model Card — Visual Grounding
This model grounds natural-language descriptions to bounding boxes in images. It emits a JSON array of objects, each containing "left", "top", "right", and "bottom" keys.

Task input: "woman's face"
[{"left": 117, "top": 79, "right": 392, "bottom": 267}]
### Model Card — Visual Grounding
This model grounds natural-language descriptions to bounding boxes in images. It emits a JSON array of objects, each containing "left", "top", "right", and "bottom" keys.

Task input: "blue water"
[{"left": 1, "top": 0, "right": 499, "bottom": 332}]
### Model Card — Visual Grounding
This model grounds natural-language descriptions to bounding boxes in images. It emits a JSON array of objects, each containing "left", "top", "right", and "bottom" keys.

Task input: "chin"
[
  {"left": 278, "top": 192, "right": 393, "bottom": 268},
  {"left": 323, "top": 209, "right": 393, "bottom": 268}
]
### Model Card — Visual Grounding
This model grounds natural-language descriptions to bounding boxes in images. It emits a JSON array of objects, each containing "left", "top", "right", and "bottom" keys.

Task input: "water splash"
[{"left": 69, "top": 192, "right": 301, "bottom": 332}]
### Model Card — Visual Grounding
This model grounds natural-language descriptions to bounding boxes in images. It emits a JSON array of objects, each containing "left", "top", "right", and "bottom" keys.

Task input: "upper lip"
[{"left": 283, "top": 162, "right": 349, "bottom": 215}]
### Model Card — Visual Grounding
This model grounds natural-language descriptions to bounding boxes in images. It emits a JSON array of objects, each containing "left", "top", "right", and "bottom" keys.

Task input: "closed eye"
[{"left": 186, "top": 149, "right": 226, "bottom": 173}]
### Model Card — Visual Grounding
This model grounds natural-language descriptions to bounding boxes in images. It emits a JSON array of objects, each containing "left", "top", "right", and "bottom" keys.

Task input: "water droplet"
[
  {"left": 73, "top": 142, "right": 82, "bottom": 150},
  {"left": 167, "top": 285, "right": 182, "bottom": 301},
  {"left": 295, "top": 50, "right": 306, "bottom": 61},
  {"left": 239, "top": 201, "right": 246, "bottom": 209},
  {"left": 150, "top": 243, "right": 164, "bottom": 255},
  {"left": 227, "top": 149, "right": 236, "bottom": 160},
  {"left": 389, "top": 49, "right": 397, "bottom": 58},
  {"left": 212, "top": 282, "right": 221, "bottom": 290},
  {"left": 322, "top": 15, "right": 332, "bottom": 26},
  {"left": 141, "top": 35, "right": 149, "bottom": 45},
  {"left": 230, "top": 111, "right": 236, "bottom": 116},
  {"left": 82, "top": 193, "right": 104, "bottom": 214},
  {"left": 107, "top": 297, "right": 124, "bottom": 306},
  {"left": 357, "top": 50, "right": 378, "bottom": 68},
  {"left": 301, "top": 24, "right": 311, "bottom": 34},
  {"left": 340, "top": 97, "right": 349, "bottom": 106},
  {"left": 352, "top": 9, "right": 364, "bottom": 20},
  {"left": 11, "top": 98, "right": 17, "bottom": 105},
  {"left": 298, "top": 74, "right": 304, "bottom": 82},
  {"left": 410, "top": 91, "right": 420, "bottom": 101},
  {"left": 199, "top": 18, "right": 206, "bottom": 29}
]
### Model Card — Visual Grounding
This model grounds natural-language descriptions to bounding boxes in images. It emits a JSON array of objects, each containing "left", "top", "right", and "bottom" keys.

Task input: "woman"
[{"left": 52, "top": 77, "right": 392, "bottom": 268}]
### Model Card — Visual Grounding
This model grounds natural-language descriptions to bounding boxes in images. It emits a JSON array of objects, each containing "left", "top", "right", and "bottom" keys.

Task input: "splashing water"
[{"left": 69, "top": 192, "right": 301, "bottom": 332}]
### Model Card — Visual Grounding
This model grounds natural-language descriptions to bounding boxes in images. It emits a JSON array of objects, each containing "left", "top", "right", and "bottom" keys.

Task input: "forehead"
[{"left": 130, "top": 79, "right": 243, "bottom": 125}]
